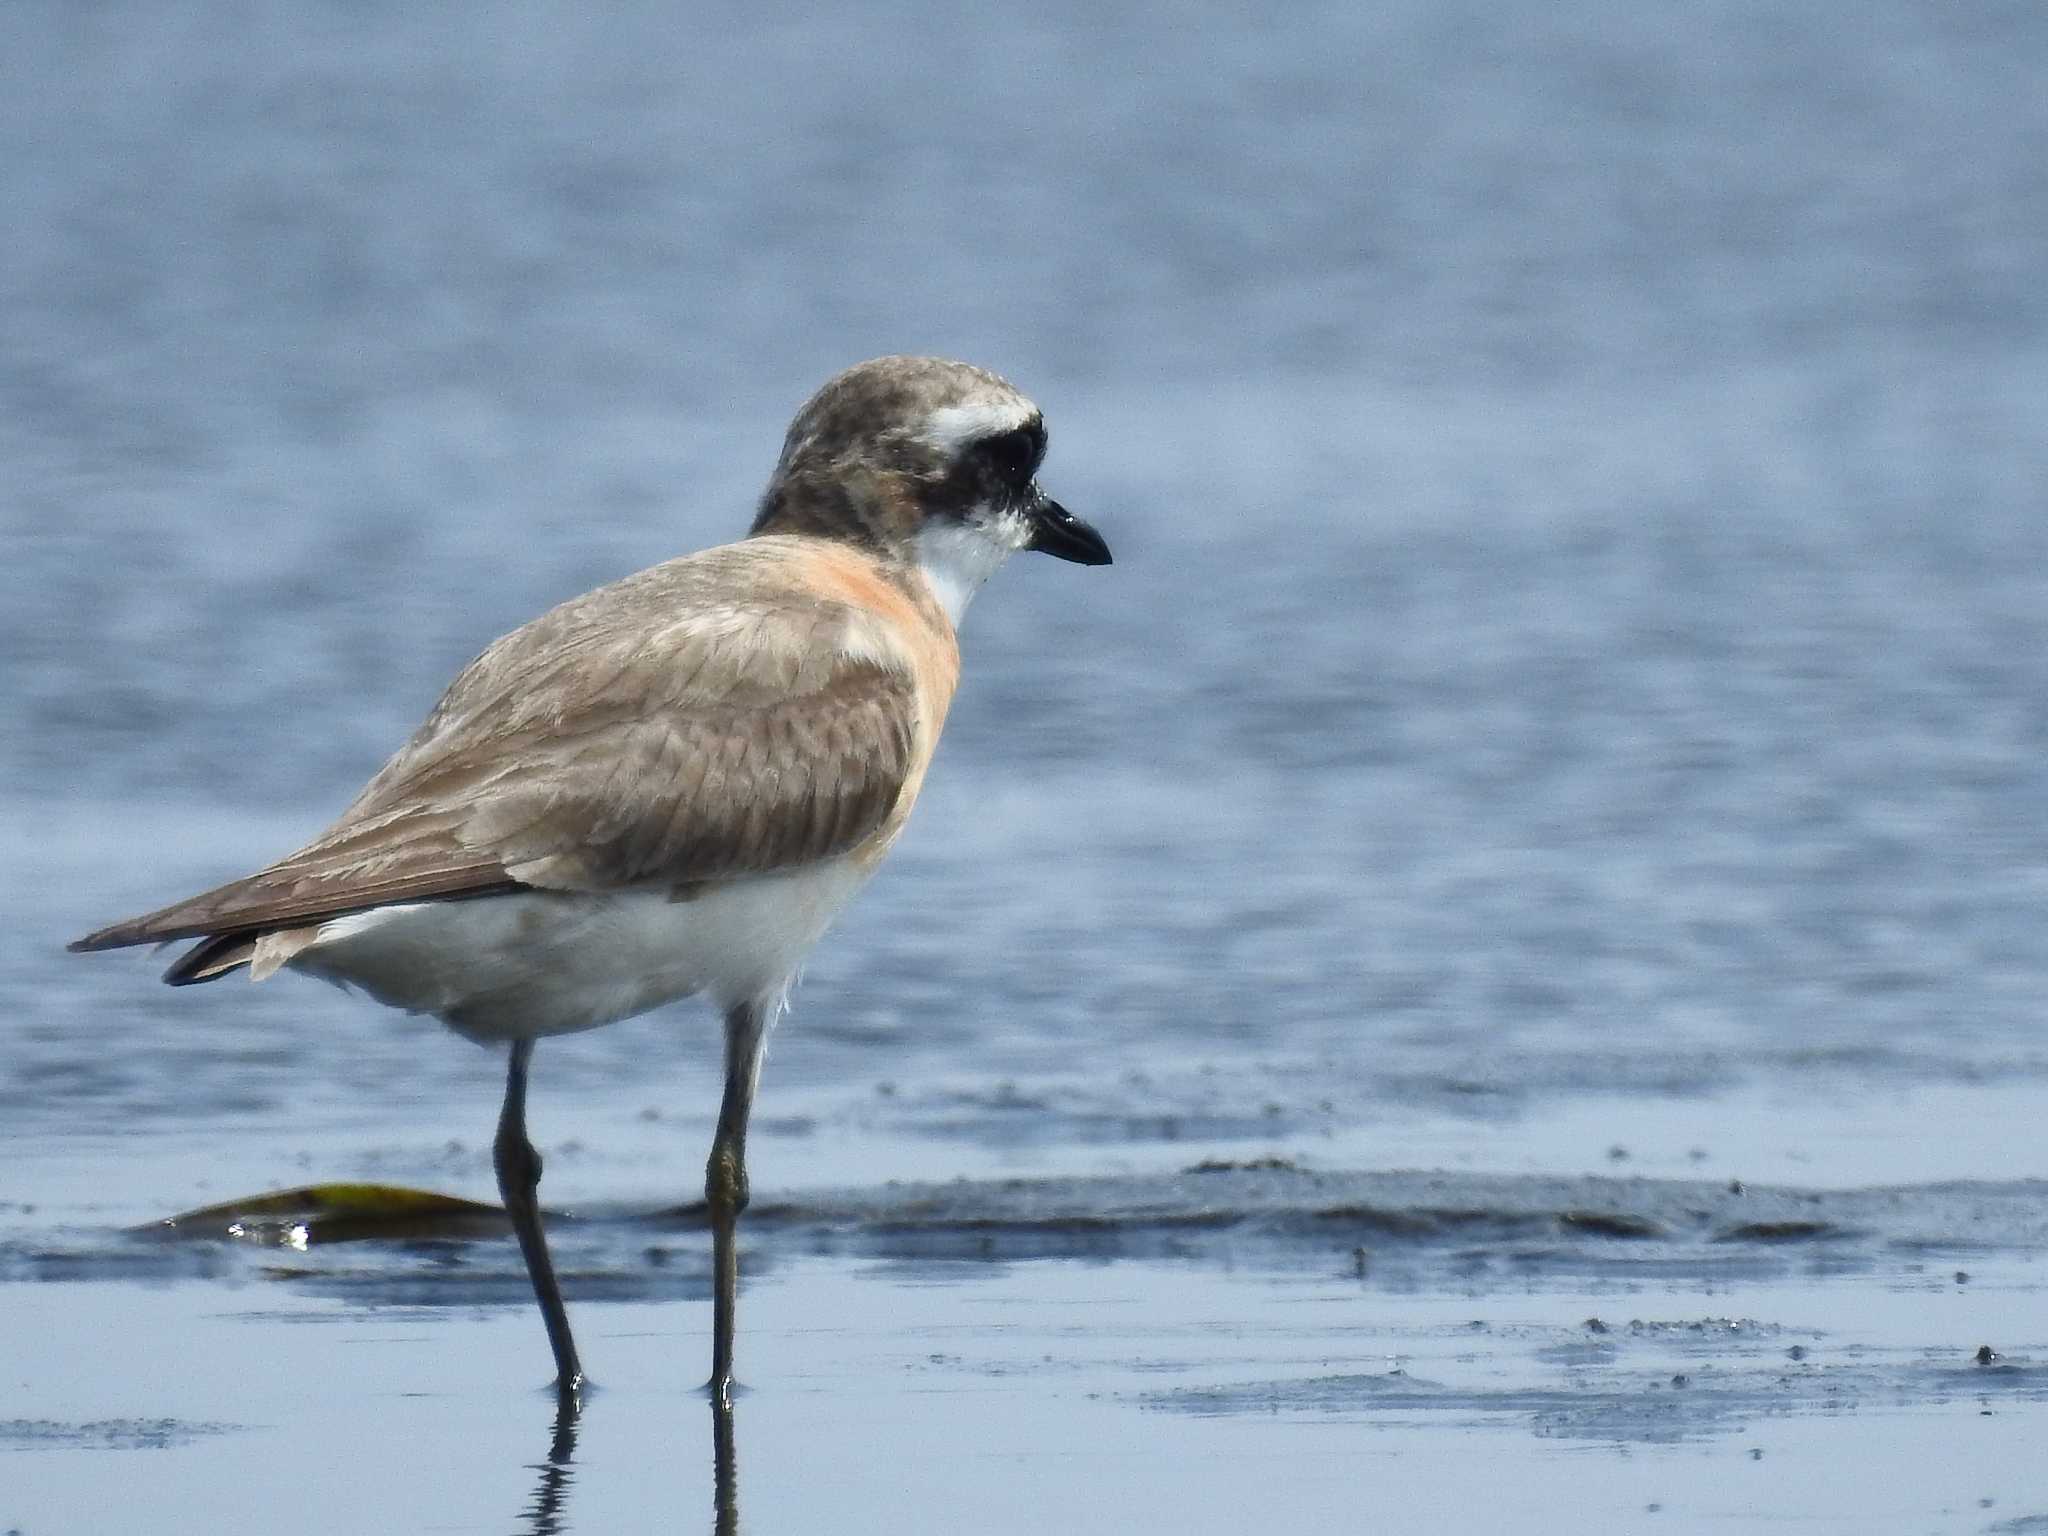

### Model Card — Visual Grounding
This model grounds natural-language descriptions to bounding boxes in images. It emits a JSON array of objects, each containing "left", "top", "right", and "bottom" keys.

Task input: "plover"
[{"left": 69, "top": 356, "right": 1112, "bottom": 1404}]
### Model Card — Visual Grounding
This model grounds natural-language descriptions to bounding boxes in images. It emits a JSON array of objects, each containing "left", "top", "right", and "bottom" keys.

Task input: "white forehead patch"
[{"left": 920, "top": 397, "right": 1038, "bottom": 455}]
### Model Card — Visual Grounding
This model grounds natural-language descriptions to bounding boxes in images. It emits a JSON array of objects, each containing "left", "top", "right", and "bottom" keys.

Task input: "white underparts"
[
  {"left": 282, "top": 858, "right": 874, "bottom": 1042},
  {"left": 915, "top": 517, "right": 1026, "bottom": 627}
]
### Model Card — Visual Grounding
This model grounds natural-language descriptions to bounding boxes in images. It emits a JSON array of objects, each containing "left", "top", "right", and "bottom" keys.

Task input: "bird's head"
[{"left": 753, "top": 356, "right": 1111, "bottom": 622}]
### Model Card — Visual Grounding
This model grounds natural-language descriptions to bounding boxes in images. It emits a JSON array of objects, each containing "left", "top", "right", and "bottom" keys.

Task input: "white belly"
[{"left": 287, "top": 859, "right": 874, "bottom": 1041}]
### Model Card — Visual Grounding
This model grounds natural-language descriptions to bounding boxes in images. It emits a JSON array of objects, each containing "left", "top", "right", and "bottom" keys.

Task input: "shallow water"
[
  {"left": 10, "top": 1177, "right": 2048, "bottom": 1533},
  {"left": 7, "top": 2, "right": 2048, "bottom": 1532}
]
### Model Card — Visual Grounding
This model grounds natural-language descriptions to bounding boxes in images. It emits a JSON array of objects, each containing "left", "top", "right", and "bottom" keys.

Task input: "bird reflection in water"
[
  {"left": 515, "top": 1400, "right": 579, "bottom": 1536},
  {"left": 510, "top": 1391, "right": 743, "bottom": 1534},
  {"left": 712, "top": 1393, "right": 741, "bottom": 1535}
]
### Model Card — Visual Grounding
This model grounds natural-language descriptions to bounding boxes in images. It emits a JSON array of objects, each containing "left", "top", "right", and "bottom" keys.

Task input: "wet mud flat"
[
  {"left": 7, "top": 1165, "right": 2048, "bottom": 1533},
  {"left": 18, "top": 1161, "right": 2048, "bottom": 1303}
]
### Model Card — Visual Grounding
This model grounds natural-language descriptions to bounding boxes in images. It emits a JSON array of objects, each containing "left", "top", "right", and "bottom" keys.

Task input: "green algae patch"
[
  {"left": 140, "top": 1184, "right": 509, "bottom": 1246},
  {"left": 1558, "top": 1209, "right": 1666, "bottom": 1239},
  {"left": 1711, "top": 1219, "right": 1842, "bottom": 1244}
]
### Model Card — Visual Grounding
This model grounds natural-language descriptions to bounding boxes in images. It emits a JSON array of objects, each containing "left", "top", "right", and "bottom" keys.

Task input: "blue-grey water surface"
[{"left": 6, "top": 4, "right": 2048, "bottom": 1533}]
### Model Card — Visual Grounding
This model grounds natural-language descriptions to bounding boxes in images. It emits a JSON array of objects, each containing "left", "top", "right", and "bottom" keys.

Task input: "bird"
[{"left": 68, "top": 355, "right": 1112, "bottom": 1406}]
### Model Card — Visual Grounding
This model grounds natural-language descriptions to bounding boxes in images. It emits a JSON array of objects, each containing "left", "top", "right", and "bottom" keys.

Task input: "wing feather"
[{"left": 70, "top": 543, "right": 928, "bottom": 954}]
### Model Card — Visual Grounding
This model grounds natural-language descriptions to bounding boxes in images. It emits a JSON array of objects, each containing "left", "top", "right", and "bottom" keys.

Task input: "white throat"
[{"left": 915, "top": 521, "right": 1021, "bottom": 628}]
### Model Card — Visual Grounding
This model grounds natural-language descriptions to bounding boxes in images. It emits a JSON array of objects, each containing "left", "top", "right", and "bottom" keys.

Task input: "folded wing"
[{"left": 69, "top": 547, "right": 922, "bottom": 957}]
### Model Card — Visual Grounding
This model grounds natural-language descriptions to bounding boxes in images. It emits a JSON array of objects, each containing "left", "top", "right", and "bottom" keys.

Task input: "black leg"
[
  {"left": 706, "top": 999, "right": 768, "bottom": 1404},
  {"left": 495, "top": 1038, "right": 585, "bottom": 1401}
]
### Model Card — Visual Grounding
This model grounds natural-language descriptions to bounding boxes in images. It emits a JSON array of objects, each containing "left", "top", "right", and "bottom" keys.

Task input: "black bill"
[{"left": 1027, "top": 495, "right": 1113, "bottom": 566}]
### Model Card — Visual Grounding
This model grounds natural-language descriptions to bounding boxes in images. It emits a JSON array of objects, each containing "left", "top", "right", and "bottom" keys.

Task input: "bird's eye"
[{"left": 982, "top": 424, "right": 1043, "bottom": 486}]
